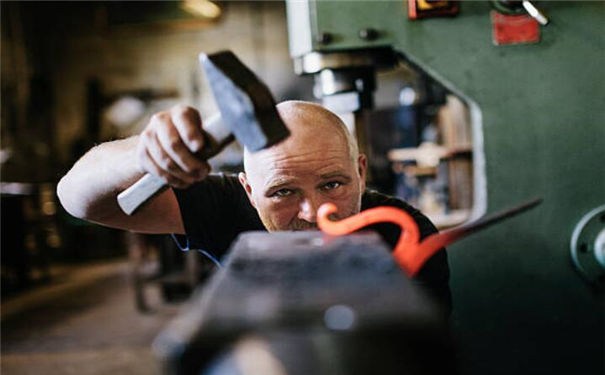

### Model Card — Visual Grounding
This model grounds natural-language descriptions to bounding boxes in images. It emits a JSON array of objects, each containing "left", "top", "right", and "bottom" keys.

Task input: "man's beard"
[
  {"left": 288, "top": 220, "right": 318, "bottom": 231},
  {"left": 260, "top": 216, "right": 319, "bottom": 231}
]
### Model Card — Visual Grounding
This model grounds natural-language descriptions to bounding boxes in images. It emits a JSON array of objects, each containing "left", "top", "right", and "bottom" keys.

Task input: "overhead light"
[{"left": 181, "top": 0, "right": 222, "bottom": 20}]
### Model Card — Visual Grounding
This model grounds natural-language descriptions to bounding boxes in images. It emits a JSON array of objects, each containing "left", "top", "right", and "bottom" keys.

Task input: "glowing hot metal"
[{"left": 318, "top": 198, "right": 542, "bottom": 276}]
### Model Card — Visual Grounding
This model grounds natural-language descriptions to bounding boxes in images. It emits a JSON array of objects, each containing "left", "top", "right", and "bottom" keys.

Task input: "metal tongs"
[{"left": 318, "top": 198, "right": 542, "bottom": 276}]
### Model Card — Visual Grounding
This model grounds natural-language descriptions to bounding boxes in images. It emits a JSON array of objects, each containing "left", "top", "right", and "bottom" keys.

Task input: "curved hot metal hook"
[
  {"left": 317, "top": 202, "right": 425, "bottom": 276},
  {"left": 318, "top": 198, "right": 543, "bottom": 277},
  {"left": 317, "top": 203, "right": 420, "bottom": 244}
]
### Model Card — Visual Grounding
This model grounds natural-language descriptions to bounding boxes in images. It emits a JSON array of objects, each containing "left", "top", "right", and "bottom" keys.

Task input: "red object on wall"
[{"left": 491, "top": 11, "right": 540, "bottom": 45}]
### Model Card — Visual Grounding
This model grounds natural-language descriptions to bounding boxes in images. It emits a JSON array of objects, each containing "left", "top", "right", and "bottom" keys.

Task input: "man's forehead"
[
  {"left": 244, "top": 125, "right": 350, "bottom": 168},
  {"left": 252, "top": 148, "right": 350, "bottom": 178},
  {"left": 243, "top": 101, "right": 356, "bottom": 177}
]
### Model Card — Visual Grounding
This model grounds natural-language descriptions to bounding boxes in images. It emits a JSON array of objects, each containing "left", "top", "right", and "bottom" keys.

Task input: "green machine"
[{"left": 286, "top": 1, "right": 604, "bottom": 374}]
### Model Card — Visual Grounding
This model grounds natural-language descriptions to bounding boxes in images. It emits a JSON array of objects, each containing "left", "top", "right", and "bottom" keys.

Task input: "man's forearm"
[
  {"left": 58, "top": 105, "right": 210, "bottom": 234},
  {"left": 57, "top": 136, "right": 143, "bottom": 222}
]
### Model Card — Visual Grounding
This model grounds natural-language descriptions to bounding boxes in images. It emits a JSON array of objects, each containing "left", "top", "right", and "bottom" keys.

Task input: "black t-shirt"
[{"left": 173, "top": 173, "right": 451, "bottom": 313}]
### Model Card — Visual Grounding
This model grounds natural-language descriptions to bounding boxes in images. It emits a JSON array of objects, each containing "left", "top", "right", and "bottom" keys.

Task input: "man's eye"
[
  {"left": 323, "top": 181, "right": 341, "bottom": 190},
  {"left": 272, "top": 189, "right": 293, "bottom": 198}
]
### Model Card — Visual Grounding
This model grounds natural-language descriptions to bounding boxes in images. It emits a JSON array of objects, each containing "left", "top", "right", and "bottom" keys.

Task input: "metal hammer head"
[{"left": 199, "top": 51, "right": 290, "bottom": 152}]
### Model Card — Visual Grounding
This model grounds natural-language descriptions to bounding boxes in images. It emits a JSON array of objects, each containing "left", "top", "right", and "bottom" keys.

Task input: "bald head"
[{"left": 243, "top": 101, "right": 359, "bottom": 173}]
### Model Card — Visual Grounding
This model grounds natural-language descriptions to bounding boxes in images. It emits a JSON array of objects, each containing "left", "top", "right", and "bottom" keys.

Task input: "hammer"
[{"left": 117, "top": 51, "right": 290, "bottom": 215}]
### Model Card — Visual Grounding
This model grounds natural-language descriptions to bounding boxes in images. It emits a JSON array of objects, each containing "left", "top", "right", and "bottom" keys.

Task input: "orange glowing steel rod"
[{"left": 317, "top": 198, "right": 542, "bottom": 277}]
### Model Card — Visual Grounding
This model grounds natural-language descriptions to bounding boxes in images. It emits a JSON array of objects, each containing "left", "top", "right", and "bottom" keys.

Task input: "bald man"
[{"left": 58, "top": 101, "right": 451, "bottom": 313}]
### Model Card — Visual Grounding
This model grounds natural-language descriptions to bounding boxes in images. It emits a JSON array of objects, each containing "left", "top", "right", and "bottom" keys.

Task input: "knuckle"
[
  {"left": 183, "top": 107, "right": 198, "bottom": 120},
  {"left": 173, "top": 105, "right": 199, "bottom": 125},
  {"left": 168, "top": 135, "right": 181, "bottom": 150},
  {"left": 142, "top": 129, "right": 154, "bottom": 140},
  {"left": 172, "top": 104, "right": 191, "bottom": 118},
  {"left": 150, "top": 111, "right": 169, "bottom": 124}
]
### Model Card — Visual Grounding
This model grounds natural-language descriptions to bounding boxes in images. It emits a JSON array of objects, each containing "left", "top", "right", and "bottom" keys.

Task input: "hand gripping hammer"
[{"left": 117, "top": 51, "right": 290, "bottom": 215}]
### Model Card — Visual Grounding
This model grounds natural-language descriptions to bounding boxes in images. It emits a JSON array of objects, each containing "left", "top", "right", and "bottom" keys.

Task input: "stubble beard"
[{"left": 259, "top": 197, "right": 362, "bottom": 232}]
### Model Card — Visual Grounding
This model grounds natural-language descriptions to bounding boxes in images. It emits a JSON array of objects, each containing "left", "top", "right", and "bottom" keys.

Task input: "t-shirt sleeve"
[{"left": 171, "top": 173, "right": 263, "bottom": 259}]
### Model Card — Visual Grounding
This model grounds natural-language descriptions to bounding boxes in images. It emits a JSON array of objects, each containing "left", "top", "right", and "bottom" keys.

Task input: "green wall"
[{"left": 304, "top": 1, "right": 605, "bottom": 373}]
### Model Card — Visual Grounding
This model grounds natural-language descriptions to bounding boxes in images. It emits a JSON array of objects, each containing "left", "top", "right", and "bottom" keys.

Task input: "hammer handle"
[
  {"left": 117, "top": 114, "right": 233, "bottom": 215},
  {"left": 117, "top": 174, "right": 168, "bottom": 215}
]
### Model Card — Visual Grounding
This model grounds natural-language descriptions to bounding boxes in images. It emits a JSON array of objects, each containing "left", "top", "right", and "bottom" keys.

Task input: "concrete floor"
[{"left": 1, "top": 260, "right": 183, "bottom": 375}]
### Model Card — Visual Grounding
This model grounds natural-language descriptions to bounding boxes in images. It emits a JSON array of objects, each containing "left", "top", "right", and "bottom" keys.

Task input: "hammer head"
[{"left": 199, "top": 51, "right": 290, "bottom": 152}]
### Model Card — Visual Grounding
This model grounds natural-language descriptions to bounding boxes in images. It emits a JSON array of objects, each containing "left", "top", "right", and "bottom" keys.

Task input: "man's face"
[{"left": 238, "top": 103, "right": 367, "bottom": 231}]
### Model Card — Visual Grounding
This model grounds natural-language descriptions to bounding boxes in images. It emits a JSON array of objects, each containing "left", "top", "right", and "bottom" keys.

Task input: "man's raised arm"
[{"left": 57, "top": 105, "right": 211, "bottom": 234}]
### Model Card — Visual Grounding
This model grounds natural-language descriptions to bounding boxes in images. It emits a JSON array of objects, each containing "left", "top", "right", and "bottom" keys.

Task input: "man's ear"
[
  {"left": 238, "top": 172, "right": 256, "bottom": 208},
  {"left": 357, "top": 154, "right": 367, "bottom": 191}
]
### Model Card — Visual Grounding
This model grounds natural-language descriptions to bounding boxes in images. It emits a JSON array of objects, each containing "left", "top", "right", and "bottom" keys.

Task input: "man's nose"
[{"left": 298, "top": 195, "right": 323, "bottom": 222}]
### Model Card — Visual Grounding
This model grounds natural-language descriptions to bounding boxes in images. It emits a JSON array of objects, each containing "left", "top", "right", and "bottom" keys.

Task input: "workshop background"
[{"left": 1, "top": 1, "right": 603, "bottom": 375}]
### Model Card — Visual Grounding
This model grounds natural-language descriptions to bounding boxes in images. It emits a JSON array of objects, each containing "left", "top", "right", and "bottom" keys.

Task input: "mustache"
[
  {"left": 289, "top": 220, "right": 318, "bottom": 231},
  {"left": 287, "top": 212, "right": 347, "bottom": 231}
]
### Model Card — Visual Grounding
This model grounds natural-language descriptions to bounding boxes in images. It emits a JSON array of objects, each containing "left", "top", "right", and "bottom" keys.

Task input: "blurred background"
[{"left": 1, "top": 1, "right": 603, "bottom": 375}]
